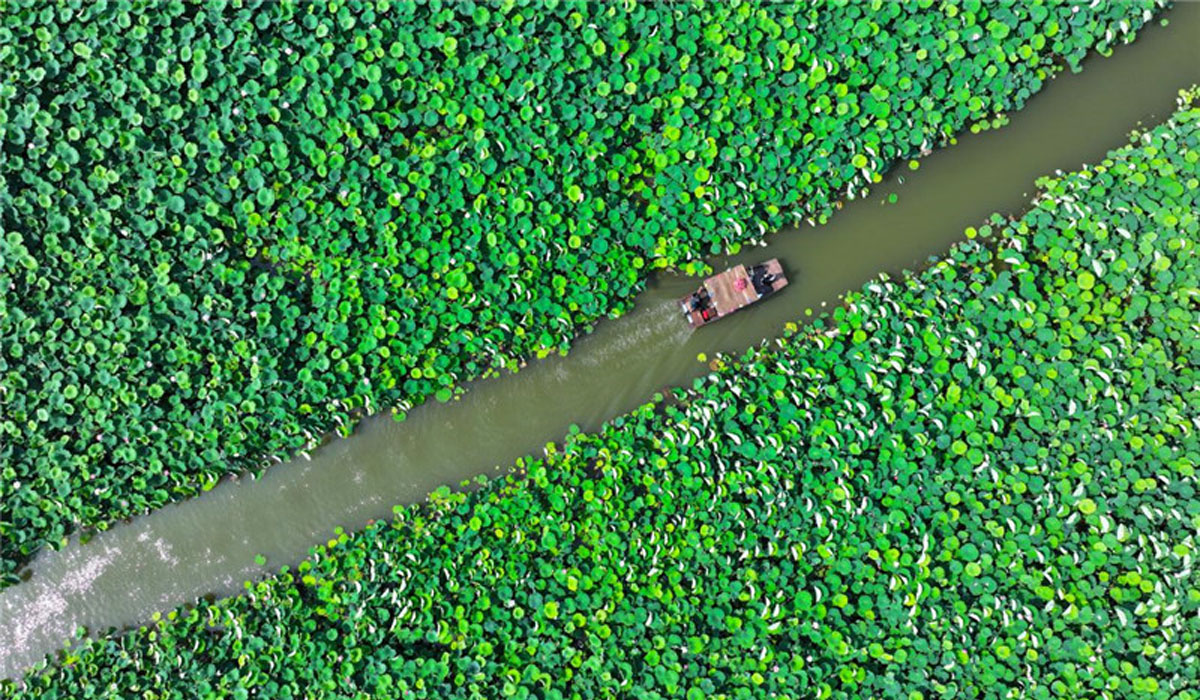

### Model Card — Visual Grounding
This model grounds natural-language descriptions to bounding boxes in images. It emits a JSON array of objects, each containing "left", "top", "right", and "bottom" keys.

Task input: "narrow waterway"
[{"left": 3, "top": 5, "right": 1199, "bottom": 680}]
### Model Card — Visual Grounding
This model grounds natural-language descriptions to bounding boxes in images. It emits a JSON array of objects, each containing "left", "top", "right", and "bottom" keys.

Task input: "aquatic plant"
[
  {"left": 5, "top": 88, "right": 1197, "bottom": 699},
  {"left": 0, "top": 0, "right": 1165, "bottom": 582}
]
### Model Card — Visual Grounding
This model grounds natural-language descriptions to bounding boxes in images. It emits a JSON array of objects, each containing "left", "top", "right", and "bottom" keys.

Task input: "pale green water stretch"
[{"left": 2, "top": 5, "right": 1199, "bottom": 680}]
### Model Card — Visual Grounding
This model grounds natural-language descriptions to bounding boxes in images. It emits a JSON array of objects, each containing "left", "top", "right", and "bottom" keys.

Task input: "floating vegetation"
[
  {"left": 6, "top": 88, "right": 1197, "bottom": 699},
  {"left": 0, "top": 1, "right": 1166, "bottom": 583}
]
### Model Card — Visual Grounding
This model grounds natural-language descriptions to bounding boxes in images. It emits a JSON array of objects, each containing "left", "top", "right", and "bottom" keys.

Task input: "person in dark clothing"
[{"left": 751, "top": 268, "right": 776, "bottom": 295}]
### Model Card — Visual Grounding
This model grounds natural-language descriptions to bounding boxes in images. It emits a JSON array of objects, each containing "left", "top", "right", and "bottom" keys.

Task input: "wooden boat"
[{"left": 680, "top": 258, "right": 788, "bottom": 328}]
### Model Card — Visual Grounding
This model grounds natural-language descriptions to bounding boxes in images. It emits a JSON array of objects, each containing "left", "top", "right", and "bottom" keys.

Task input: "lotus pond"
[
  {"left": 5, "top": 84, "right": 1198, "bottom": 699},
  {"left": 3, "top": 3, "right": 1198, "bottom": 678},
  {"left": 0, "top": 0, "right": 1168, "bottom": 584}
]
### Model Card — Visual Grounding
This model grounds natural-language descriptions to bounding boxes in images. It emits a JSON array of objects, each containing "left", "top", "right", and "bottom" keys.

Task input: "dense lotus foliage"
[
  {"left": 7, "top": 93, "right": 1197, "bottom": 699},
  {"left": 0, "top": 0, "right": 1168, "bottom": 586}
]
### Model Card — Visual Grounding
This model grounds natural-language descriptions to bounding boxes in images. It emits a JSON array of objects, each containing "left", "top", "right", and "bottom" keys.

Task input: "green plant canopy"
[
  {"left": 0, "top": 0, "right": 1166, "bottom": 583},
  {"left": 6, "top": 86, "right": 1197, "bottom": 700}
]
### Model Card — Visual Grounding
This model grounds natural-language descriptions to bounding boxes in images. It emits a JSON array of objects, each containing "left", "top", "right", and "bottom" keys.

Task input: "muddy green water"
[{"left": 3, "top": 6, "right": 1199, "bottom": 680}]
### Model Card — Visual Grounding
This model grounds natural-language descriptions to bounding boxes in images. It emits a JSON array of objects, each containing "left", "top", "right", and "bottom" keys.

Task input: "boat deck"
[
  {"left": 681, "top": 258, "right": 788, "bottom": 329},
  {"left": 705, "top": 265, "right": 758, "bottom": 315}
]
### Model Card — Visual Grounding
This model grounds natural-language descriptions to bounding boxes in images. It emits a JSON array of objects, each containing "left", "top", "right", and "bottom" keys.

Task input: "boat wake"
[{"left": 580, "top": 300, "right": 689, "bottom": 367}]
